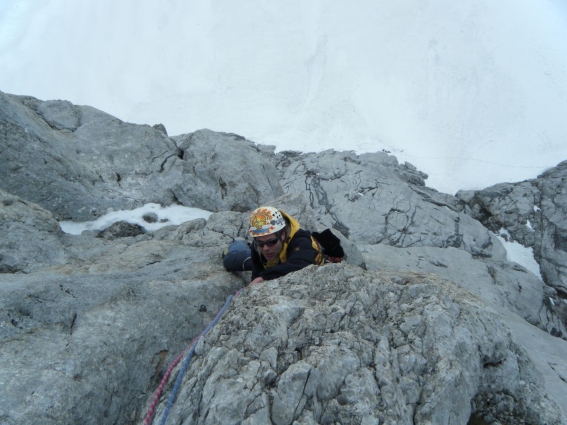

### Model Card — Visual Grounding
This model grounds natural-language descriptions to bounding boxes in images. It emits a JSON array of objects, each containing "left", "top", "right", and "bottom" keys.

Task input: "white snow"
[
  {"left": 59, "top": 203, "right": 212, "bottom": 235},
  {"left": 494, "top": 229, "right": 543, "bottom": 280},
  {"left": 525, "top": 220, "right": 534, "bottom": 231},
  {"left": 1, "top": 1, "right": 567, "bottom": 195}
]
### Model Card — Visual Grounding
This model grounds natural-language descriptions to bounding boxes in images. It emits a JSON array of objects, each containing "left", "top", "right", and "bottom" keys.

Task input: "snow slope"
[{"left": 1, "top": 0, "right": 567, "bottom": 194}]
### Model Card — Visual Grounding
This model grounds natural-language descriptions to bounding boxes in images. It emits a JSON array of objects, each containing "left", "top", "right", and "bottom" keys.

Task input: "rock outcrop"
[
  {"left": 0, "top": 189, "right": 67, "bottom": 273},
  {"left": 146, "top": 265, "right": 564, "bottom": 425},
  {"left": 277, "top": 149, "right": 567, "bottom": 339},
  {"left": 0, "top": 200, "right": 244, "bottom": 424},
  {"left": 457, "top": 160, "right": 567, "bottom": 298},
  {"left": 278, "top": 150, "right": 502, "bottom": 260},
  {"left": 0, "top": 91, "right": 282, "bottom": 221},
  {"left": 361, "top": 244, "right": 566, "bottom": 339},
  {"left": 1, "top": 93, "right": 567, "bottom": 424}
]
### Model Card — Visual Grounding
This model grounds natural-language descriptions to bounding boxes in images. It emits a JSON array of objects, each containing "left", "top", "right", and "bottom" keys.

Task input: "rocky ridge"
[
  {"left": 456, "top": 161, "right": 567, "bottom": 298},
  {"left": 1, "top": 92, "right": 566, "bottom": 424}
]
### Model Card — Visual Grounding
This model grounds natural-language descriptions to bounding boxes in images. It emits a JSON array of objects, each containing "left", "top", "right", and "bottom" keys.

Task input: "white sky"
[{"left": 1, "top": 0, "right": 567, "bottom": 196}]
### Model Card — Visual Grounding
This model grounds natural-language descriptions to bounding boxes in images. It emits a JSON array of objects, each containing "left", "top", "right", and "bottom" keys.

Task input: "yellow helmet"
[{"left": 249, "top": 206, "right": 286, "bottom": 237}]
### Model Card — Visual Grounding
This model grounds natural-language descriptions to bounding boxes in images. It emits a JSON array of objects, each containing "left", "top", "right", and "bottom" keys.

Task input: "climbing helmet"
[{"left": 249, "top": 206, "right": 286, "bottom": 237}]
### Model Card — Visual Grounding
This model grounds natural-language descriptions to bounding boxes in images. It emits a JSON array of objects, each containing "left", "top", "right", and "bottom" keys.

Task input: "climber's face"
[{"left": 254, "top": 232, "right": 285, "bottom": 260}]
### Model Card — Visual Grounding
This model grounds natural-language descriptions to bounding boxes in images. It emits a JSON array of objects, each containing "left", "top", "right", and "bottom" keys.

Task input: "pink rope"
[
  {"left": 143, "top": 334, "right": 198, "bottom": 425},
  {"left": 143, "top": 288, "right": 243, "bottom": 425}
]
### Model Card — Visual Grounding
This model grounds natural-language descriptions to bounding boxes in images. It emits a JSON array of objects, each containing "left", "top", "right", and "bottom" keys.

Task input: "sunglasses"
[{"left": 254, "top": 235, "right": 281, "bottom": 248}]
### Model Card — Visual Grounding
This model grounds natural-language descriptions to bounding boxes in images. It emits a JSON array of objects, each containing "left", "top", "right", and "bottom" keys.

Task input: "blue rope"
[{"left": 159, "top": 294, "right": 234, "bottom": 425}]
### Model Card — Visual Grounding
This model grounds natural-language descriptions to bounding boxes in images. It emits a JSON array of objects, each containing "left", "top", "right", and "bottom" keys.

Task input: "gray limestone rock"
[
  {"left": 0, "top": 189, "right": 66, "bottom": 273},
  {"left": 171, "top": 129, "right": 284, "bottom": 212},
  {"left": 99, "top": 220, "right": 146, "bottom": 239},
  {"left": 361, "top": 244, "right": 567, "bottom": 339},
  {"left": 2, "top": 92, "right": 567, "bottom": 425},
  {"left": 457, "top": 160, "right": 567, "bottom": 297},
  {"left": 279, "top": 149, "right": 505, "bottom": 260},
  {"left": 205, "top": 210, "right": 250, "bottom": 240},
  {"left": 143, "top": 212, "right": 159, "bottom": 223},
  {"left": 0, "top": 222, "right": 244, "bottom": 425},
  {"left": 144, "top": 265, "right": 566, "bottom": 425},
  {"left": 0, "top": 92, "right": 283, "bottom": 221},
  {"left": 535, "top": 162, "right": 567, "bottom": 297}
]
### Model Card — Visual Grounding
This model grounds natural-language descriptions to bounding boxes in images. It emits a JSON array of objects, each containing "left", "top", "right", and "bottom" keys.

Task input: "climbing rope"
[
  {"left": 143, "top": 341, "right": 195, "bottom": 425},
  {"left": 144, "top": 290, "right": 242, "bottom": 425}
]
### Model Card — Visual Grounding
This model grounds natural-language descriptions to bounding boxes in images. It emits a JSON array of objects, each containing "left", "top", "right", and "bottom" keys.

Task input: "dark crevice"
[
  {"left": 468, "top": 414, "right": 489, "bottom": 425},
  {"left": 482, "top": 359, "right": 504, "bottom": 369},
  {"left": 159, "top": 153, "right": 179, "bottom": 172},
  {"left": 69, "top": 312, "right": 77, "bottom": 335},
  {"left": 171, "top": 191, "right": 181, "bottom": 205}
]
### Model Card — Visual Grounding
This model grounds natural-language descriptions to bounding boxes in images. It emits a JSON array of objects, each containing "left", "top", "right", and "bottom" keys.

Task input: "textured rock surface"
[
  {"left": 457, "top": 160, "right": 567, "bottom": 296},
  {"left": 0, "top": 189, "right": 67, "bottom": 273},
  {"left": 0, "top": 223, "right": 244, "bottom": 425},
  {"left": 2, "top": 93, "right": 567, "bottom": 425},
  {"left": 361, "top": 244, "right": 566, "bottom": 339},
  {"left": 0, "top": 92, "right": 282, "bottom": 220},
  {"left": 145, "top": 265, "right": 565, "bottom": 425},
  {"left": 279, "top": 150, "right": 504, "bottom": 260},
  {"left": 172, "top": 130, "right": 284, "bottom": 212}
]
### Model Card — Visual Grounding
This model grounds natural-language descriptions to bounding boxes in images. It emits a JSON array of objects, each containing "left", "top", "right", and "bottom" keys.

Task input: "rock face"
[
  {"left": 0, "top": 214, "right": 245, "bottom": 424},
  {"left": 146, "top": 265, "right": 563, "bottom": 425},
  {"left": 278, "top": 149, "right": 567, "bottom": 339},
  {"left": 172, "top": 130, "right": 284, "bottom": 212},
  {"left": 361, "top": 244, "right": 566, "bottom": 339},
  {"left": 457, "top": 160, "right": 567, "bottom": 297},
  {"left": 278, "top": 150, "right": 503, "bottom": 260},
  {"left": 1, "top": 94, "right": 567, "bottom": 424},
  {"left": 0, "top": 189, "right": 67, "bottom": 273},
  {"left": 0, "top": 92, "right": 282, "bottom": 220}
]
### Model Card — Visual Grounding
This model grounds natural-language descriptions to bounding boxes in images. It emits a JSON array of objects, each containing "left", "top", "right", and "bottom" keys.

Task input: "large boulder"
[
  {"left": 172, "top": 130, "right": 284, "bottom": 212},
  {"left": 144, "top": 265, "right": 566, "bottom": 425}
]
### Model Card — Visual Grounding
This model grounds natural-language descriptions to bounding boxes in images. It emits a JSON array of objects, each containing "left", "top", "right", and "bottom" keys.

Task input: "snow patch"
[
  {"left": 494, "top": 229, "right": 542, "bottom": 280},
  {"left": 60, "top": 203, "right": 212, "bottom": 235}
]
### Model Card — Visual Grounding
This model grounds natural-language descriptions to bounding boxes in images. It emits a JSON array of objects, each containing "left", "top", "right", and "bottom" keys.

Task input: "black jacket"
[{"left": 251, "top": 229, "right": 322, "bottom": 281}]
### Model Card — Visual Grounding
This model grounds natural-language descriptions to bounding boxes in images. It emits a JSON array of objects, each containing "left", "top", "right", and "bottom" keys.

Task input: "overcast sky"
[{"left": 1, "top": 0, "right": 567, "bottom": 194}]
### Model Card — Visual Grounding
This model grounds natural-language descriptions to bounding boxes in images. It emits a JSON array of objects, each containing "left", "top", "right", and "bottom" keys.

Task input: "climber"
[
  {"left": 222, "top": 206, "right": 346, "bottom": 283},
  {"left": 248, "top": 206, "right": 325, "bottom": 284}
]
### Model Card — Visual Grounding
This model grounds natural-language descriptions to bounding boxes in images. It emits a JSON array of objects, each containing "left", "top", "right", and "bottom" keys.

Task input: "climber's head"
[{"left": 249, "top": 206, "right": 288, "bottom": 260}]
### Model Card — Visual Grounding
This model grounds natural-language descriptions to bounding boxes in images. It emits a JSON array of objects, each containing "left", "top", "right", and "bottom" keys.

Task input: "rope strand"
[
  {"left": 157, "top": 294, "right": 234, "bottom": 425},
  {"left": 144, "top": 288, "right": 244, "bottom": 425}
]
